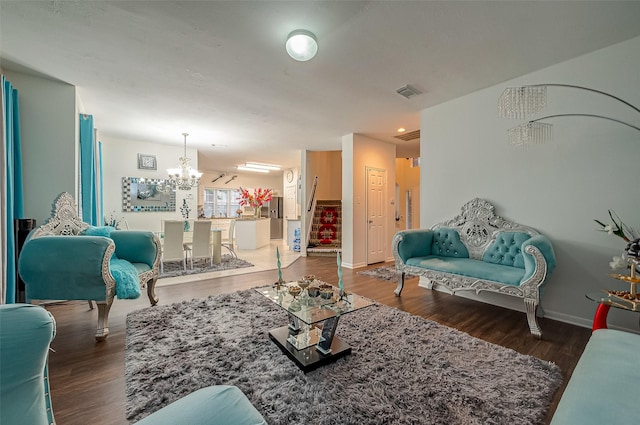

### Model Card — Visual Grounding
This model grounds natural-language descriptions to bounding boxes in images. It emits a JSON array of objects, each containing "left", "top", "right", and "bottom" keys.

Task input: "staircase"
[{"left": 307, "top": 200, "right": 342, "bottom": 256}]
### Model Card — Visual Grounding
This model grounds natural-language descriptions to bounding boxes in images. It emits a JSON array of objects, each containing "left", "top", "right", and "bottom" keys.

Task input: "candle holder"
[
  {"left": 273, "top": 278, "right": 285, "bottom": 291},
  {"left": 274, "top": 246, "right": 285, "bottom": 290}
]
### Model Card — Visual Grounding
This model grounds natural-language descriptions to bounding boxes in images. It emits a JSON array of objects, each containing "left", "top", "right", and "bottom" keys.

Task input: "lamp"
[
  {"left": 167, "top": 133, "right": 202, "bottom": 190},
  {"left": 498, "top": 84, "right": 640, "bottom": 147},
  {"left": 285, "top": 29, "right": 318, "bottom": 62}
]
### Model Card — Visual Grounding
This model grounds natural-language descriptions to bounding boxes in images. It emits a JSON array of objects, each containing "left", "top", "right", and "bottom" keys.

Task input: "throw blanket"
[
  {"left": 84, "top": 226, "right": 141, "bottom": 299},
  {"left": 110, "top": 258, "right": 141, "bottom": 299}
]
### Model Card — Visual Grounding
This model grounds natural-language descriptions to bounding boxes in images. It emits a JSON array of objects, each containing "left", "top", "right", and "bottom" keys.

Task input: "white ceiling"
[{"left": 2, "top": 1, "right": 640, "bottom": 174}]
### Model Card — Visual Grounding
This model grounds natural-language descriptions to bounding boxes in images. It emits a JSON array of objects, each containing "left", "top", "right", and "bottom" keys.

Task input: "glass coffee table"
[
  {"left": 255, "top": 282, "right": 374, "bottom": 372},
  {"left": 586, "top": 290, "right": 640, "bottom": 331}
]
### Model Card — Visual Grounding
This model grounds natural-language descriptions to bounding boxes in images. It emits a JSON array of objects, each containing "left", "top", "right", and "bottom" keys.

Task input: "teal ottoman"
[{"left": 134, "top": 385, "right": 267, "bottom": 425}]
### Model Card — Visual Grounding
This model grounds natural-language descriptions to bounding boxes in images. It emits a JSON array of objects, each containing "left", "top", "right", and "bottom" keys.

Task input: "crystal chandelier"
[
  {"left": 167, "top": 133, "right": 202, "bottom": 190},
  {"left": 498, "top": 84, "right": 640, "bottom": 147},
  {"left": 498, "top": 86, "right": 547, "bottom": 120}
]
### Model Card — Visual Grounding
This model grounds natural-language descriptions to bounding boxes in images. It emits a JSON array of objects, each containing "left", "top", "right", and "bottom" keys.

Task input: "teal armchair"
[
  {"left": 0, "top": 305, "right": 267, "bottom": 425},
  {"left": 18, "top": 192, "right": 161, "bottom": 341},
  {"left": 0, "top": 304, "right": 56, "bottom": 425}
]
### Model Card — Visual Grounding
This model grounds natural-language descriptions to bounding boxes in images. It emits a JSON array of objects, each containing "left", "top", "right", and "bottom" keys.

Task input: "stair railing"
[{"left": 305, "top": 176, "right": 318, "bottom": 248}]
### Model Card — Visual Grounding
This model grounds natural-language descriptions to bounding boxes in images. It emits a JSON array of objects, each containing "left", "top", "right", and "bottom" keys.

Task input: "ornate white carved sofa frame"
[
  {"left": 18, "top": 192, "right": 161, "bottom": 340},
  {"left": 392, "top": 198, "right": 556, "bottom": 337}
]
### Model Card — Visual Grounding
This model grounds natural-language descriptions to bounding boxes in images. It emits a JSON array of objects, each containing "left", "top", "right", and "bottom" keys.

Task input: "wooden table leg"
[{"left": 592, "top": 303, "right": 610, "bottom": 331}]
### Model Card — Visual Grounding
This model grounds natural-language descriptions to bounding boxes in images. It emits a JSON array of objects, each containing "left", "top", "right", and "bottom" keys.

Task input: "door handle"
[{"left": 368, "top": 220, "right": 373, "bottom": 224}]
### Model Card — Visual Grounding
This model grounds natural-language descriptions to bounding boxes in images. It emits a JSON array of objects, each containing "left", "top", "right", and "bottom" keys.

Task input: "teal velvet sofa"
[
  {"left": 550, "top": 328, "right": 640, "bottom": 424},
  {"left": 18, "top": 192, "right": 161, "bottom": 341},
  {"left": 0, "top": 304, "right": 267, "bottom": 425},
  {"left": 392, "top": 198, "right": 556, "bottom": 337}
]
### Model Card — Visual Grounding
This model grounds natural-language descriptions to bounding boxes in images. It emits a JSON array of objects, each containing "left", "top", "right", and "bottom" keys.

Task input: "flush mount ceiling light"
[
  {"left": 236, "top": 166, "right": 269, "bottom": 173},
  {"left": 285, "top": 29, "right": 318, "bottom": 61},
  {"left": 245, "top": 162, "right": 281, "bottom": 171},
  {"left": 236, "top": 162, "right": 281, "bottom": 173}
]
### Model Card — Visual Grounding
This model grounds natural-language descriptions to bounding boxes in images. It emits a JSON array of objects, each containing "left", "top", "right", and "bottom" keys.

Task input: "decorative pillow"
[
  {"left": 82, "top": 226, "right": 117, "bottom": 259},
  {"left": 82, "top": 226, "right": 116, "bottom": 238}
]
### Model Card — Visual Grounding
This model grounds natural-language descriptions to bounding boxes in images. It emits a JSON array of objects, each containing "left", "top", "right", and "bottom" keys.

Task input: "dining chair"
[
  {"left": 161, "top": 220, "right": 188, "bottom": 273},
  {"left": 188, "top": 220, "right": 213, "bottom": 269},
  {"left": 221, "top": 219, "right": 237, "bottom": 258}
]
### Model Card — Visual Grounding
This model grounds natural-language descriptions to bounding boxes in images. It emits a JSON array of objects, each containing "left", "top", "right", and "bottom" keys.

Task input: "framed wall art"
[
  {"left": 122, "top": 177, "right": 176, "bottom": 212},
  {"left": 137, "top": 153, "right": 157, "bottom": 170}
]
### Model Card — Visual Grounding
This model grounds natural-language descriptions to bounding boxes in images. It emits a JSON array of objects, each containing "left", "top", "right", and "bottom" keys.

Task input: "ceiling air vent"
[
  {"left": 396, "top": 84, "right": 422, "bottom": 99},
  {"left": 394, "top": 129, "right": 420, "bottom": 142}
]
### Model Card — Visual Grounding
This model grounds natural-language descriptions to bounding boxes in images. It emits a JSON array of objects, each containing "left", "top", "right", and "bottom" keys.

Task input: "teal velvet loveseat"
[
  {"left": 18, "top": 192, "right": 161, "bottom": 341},
  {"left": 392, "top": 198, "right": 556, "bottom": 337}
]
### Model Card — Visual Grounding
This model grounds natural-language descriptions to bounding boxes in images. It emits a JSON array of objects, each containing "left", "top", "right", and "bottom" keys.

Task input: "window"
[{"left": 203, "top": 188, "right": 241, "bottom": 218}]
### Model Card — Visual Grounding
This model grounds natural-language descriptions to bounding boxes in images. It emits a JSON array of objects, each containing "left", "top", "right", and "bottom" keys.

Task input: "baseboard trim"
[
  {"left": 342, "top": 261, "right": 366, "bottom": 269},
  {"left": 417, "top": 280, "right": 639, "bottom": 334}
]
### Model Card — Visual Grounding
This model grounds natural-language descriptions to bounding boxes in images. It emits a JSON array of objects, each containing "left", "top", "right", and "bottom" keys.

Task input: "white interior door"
[{"left": 366, "top": 167, "right": 386, "bottom": 264}]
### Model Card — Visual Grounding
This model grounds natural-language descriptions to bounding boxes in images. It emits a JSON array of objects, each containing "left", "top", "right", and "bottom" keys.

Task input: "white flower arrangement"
[
  {"left": 595, "top": 210, "right": 639, "bottom": 270},
  {"left": 104, "top": 211, "right": 123, "bottom": 229}
]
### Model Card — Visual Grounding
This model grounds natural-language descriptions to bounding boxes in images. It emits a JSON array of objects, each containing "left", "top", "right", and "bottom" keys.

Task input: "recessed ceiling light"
[
  {"left": 285, "top": 29, "right": 318, "bottom": 62},
  {"left": 397, "top": 127, "right": 406, "bottom": 133}
]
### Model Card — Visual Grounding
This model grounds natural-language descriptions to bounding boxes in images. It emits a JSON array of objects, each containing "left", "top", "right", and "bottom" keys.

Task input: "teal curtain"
[
  {"left": 79, "top": 114, "right": 100, "bottom": 225},
  {"left": 2, "top": 75, "right": 25, "bottom": 304},
  {"left": 98, "top": 141, "right": 104, "bottom": 225}
]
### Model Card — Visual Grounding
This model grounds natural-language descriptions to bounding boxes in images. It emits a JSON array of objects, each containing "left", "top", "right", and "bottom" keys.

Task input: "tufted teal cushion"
[
  {"left": 483, "top": 232, "right": 531, "bottom": 268},
  {"left": 430, "top": 228, "right": 469, "bottom": 258}
]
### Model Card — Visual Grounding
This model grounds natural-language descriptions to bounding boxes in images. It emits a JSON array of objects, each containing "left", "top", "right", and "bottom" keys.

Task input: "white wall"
[
  {"left": 100, "top": 135, "right": 201, "bottom": 232},
  {"left": 342, "top": 134, "right": 396, "bottom": 269},
  {"left": 198, "top": 168, "right": 283, "bottom": 206},
  {"left": 100, "top": 135, "right": 286, "bottom": 233},
  {"left": 3, "top": 70, "right": 77, "bottom": 227},
  {"left": 420, "top": 36, "right": 640, "bottom": 331}
]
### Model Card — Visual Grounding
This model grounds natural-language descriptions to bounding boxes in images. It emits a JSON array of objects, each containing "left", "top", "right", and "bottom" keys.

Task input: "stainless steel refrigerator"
[{"left": 262, "top": 197, "right": 283, "bottom": 239}]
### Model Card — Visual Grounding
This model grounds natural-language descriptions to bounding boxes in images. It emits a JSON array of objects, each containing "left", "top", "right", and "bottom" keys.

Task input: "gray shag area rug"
[
  {"left": 358, "top": 265, "right": 416, "bottom": 281},
  {"left": 159, "top": 254, "right": 253, "bottom": 278},
  {"left": 125, "top": 290, "right": 562, "bottom": 424}
]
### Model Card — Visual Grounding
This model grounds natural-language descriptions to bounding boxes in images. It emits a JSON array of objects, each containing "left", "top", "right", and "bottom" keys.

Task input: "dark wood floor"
[{"left": 44, "top": 256, "right": 591, "bottom": 425}]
